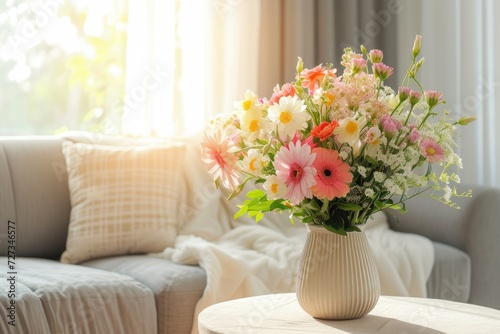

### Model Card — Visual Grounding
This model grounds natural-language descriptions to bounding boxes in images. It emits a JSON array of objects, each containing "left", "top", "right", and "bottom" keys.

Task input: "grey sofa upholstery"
[
  {"left": 387, "top": 187, "right": 500, "bottom": 310},
  {"left": 0, "top": 136, "right": 499, "bottom": 333}
]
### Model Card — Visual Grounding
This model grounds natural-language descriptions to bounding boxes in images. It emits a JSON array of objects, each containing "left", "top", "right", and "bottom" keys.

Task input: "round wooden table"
[{"left": 198, "top": 293, "right": 500, "bottom": 333}]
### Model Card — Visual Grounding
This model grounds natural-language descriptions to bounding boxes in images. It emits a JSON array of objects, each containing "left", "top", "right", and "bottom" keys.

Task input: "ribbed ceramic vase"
[{"left": 296, "top": 224, "right": 380, "bottom": 320}]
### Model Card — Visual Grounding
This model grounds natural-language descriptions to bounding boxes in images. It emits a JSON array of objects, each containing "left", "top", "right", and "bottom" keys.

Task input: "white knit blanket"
[{"left": 155, "top": 213, "right": 433, "bottom": 334}]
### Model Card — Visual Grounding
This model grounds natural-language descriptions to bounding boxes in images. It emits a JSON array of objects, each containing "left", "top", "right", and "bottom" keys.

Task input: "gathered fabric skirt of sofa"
[{"left": 0, "top": 257, "right": 157, "bottom": 334}]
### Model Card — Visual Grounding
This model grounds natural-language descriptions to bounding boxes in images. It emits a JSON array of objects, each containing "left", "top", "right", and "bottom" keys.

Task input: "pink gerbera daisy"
[
  {"left": 311, "top": 148, "right": 353, "bottom": 200},
  {"left": 274, "top": 140, "right": 317, "bottom": 205},
  {"left": 201, "top": 130, "right": 240, "bottom": 189},
  {"left": 419, "top": 137, "right": 445, "bottom": 163}
]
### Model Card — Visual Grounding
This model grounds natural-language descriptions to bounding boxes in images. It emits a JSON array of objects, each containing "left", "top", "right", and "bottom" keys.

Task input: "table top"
[{"left": 198, "top": 293, "right": 500, "bottom": 334}]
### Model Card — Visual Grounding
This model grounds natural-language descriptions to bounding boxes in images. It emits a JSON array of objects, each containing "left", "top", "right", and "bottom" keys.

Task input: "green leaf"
[
  {"left": 322, "top": 223, "right": 347, "bottom": 236},
  {"left": 246, "top": 197, "right": 260, "bottom": 207},
  {"left": 320, "top": 199, "right": 330, "bottom": 213},
  {"left": 249, "top": 201, "right": 273, "bottom": 211},
  {"left": 227, "top": 185, "right": 244, "bottom": 200},
  {"left": 234, "top": 205, "right": 248, "bottom": 219},
  {"left": 270, "top": 201, "right": 289, "bottom": 211},
  {"left": 255, "top": 212, "right": 264, "bottom": 222},
  {"left": 335, "top": 202, "right": 363, "bottom": 211},
  {"left": 345, "top": 225, "right": 361, "bottom": 232},
  {"left": 364, "top": 156, "right": 378, "bottom": 166},
  {"left": 247, "top": 189, "right": 265, "bottom": 199},
  {"left": 247, "top": 211, "right": 258, "bottom": 218},
  {"left": 301, "top": 216, "right": 314, "bottom": 223}
]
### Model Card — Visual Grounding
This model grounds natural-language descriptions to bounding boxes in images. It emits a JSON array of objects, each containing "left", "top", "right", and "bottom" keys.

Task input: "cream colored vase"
[{"left": 296, "top": 224, "right": 380, "bottom": 320}]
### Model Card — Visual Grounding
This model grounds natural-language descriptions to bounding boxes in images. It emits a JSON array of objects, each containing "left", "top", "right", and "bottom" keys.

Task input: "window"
[{"left": 0, "top": 0, "right": 128, "bottom": 135}]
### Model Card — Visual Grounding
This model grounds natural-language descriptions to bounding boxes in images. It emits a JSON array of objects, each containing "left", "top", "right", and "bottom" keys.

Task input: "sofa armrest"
[{"left": 386, "top": 185, "right": 500, "bottom": 310}]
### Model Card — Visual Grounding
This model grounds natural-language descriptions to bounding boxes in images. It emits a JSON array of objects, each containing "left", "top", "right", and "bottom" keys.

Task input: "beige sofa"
[{"left": 0, "top": 135, "right": 499, "bottom": 333}]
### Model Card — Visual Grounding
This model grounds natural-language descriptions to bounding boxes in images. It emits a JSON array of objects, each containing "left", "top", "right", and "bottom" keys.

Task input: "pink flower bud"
[
  {"left": 412, "top": 35, "right": 422, "bottom": 57},
  {"left": 425, "top": 90, "right": 444, "bottom": 108},
  {"left": 380, "top": 114, "right": 401, "bottom": 133},
  {"left": 352, "top": 58, "right": 367, "bottom": 73},
  {"left": 296, "top": 57, "right": 303, "bottom": 74},
  {"left": 456, "top": 116, "right": 477, "bottom": 125},
  {"left": 398, "top": 87, "right": 411, "bottom": 102},
  {"left": 409, "top": 90, "right": 421, "bottom": 106},
  {"left": 408, "top": 125, "right": 420, "bottom": 143},
  {"left": 372, "top": 63, "right": 393, "bottom": 81},
  {"left": 369, "top": 49, "right": 384, "bottom": 63}
]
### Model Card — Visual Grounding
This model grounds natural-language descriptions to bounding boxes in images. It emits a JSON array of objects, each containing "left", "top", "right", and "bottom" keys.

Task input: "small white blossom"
[
  {"left": 365, "top": 188, "right": 375, "bottom": 198},
  {"left": 443, "top": 185, "right": 452, "bottom": 202},
  {"left": 358, "top": 166, "right": 367, "bottom": 178},
  {"left": 374, "top": 171, "right": 386, "bottom": 183},
  {"left": 384, "top": 178, "right": 403, "bottom": 194},
  {"left": 440, "top": 173, "right": 450, "bottom": 184},
  {"left": 452, "top": 153, "right": 463, "bottom": 168},
  {"left": 450, "top": 173, "right": 460, "bottom": 183}
]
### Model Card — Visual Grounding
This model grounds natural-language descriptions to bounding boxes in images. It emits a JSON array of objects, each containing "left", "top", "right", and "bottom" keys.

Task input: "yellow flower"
[
  {"left": 334, "top": 117, "right": 364, "bottom": 146},
  {"left": 235, "top": 90, "right": 260, "bottom": 112},
  {"left": 242, "top": 149, "right": 268, "bottom": 175},
  {"left": 268, "top": 96, "right": 309, "bottom": 139}
]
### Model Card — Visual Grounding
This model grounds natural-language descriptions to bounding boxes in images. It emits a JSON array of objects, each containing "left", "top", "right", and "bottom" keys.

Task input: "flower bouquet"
[{"left": 201, "top": 35, "right": 475, "bottom": 235}]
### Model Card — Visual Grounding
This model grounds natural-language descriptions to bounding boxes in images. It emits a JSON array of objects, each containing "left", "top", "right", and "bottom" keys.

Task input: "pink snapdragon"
[{"left": 380, "top": 114, "right": 401, "bottom": 133}]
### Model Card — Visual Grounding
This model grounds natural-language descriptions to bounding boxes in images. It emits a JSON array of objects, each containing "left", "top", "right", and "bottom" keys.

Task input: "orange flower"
[
  {"left": 300, "top": 65, "right": 336, "bottom": 91},
  {"left": 311, "top": 120, "right": 339, "bottom": 142},
  {"left": 311, "top": 148, "right": 352, "bottom": 200}
]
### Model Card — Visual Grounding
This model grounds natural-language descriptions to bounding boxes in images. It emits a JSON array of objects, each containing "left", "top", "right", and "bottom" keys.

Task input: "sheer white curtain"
[
  {"left": 123, "top": 0, "right": 261, "bottom": 138},
  {"left": 395, "top": 0, "right": 500, "bottom": 187}
]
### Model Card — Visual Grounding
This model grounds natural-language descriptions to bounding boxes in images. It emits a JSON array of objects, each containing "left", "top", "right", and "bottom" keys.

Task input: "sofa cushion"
[
  {"left": 61, "top": 141, "right": 186, "bottom": 264},
  {"left": 0, "top": 257, "right": 157, "bottom": 334},
  {"left": 426, "top": 242, "right": 471, "bottom": 303},
  {"left": 81, "top": 255, "right": 206, "bottom": 334},
  {"left": 0, "top": 138, "right": 71, "bottom": 260}
]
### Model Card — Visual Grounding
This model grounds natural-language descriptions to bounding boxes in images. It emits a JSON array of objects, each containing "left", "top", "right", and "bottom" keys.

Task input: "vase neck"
[{"left": 306, "top": 224, "right": 367, "bottom": 234}]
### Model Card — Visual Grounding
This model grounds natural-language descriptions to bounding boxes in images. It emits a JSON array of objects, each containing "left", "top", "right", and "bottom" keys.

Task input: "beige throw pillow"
[{"left": 61, "top": 141, "right": 185, "bottom": 264}]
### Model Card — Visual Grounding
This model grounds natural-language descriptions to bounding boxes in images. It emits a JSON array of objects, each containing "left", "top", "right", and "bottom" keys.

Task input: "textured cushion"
[
  {"left": 426, "top": 242, "right": 471, "bottom": 303},
  {"left": 82, "top": 255, "right": 207, "bottom": 334},
  {"left": 61, "top": 141, "right": 185, "bottom": 264},
  {"left": 0, "top": 257, "right": 157, "bottom": 334}
]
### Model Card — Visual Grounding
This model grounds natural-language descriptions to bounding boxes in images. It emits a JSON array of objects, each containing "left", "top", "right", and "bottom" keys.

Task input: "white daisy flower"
[
  {"left": 263, "top": 175, "right": 287, "bottom": 200},
  {"left": 242, "top": 149, "right": 268, "bottom": 176},
  {"left": 268, "top": 96, "right": 310, "bottom": 139}
]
